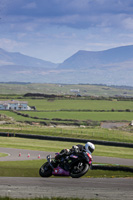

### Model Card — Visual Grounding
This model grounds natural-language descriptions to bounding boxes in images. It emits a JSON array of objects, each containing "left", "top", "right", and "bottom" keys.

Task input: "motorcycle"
[{"left": 39, "top": 151, "right": 92, "bottom": 178}]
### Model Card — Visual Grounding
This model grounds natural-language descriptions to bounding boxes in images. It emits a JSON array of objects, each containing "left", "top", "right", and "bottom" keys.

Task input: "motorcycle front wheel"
[
  {"left": 70, "top": 162, "right": 89, "bottom": 178},
  {"left": 39, "top": 162, "right": 52, "bottom": 177}
]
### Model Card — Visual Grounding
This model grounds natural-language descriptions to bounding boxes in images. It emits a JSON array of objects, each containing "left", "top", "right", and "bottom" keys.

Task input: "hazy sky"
[{"left": 0, "top": 0, "right": 133, "bottom": 63}]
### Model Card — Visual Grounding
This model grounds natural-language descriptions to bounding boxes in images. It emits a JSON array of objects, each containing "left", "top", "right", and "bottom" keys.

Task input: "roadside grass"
[
  {"left": 0, "top": 159, "right": 133, "bottom": 178},
  {"left": 0, "top": 153, "right": 8, "bottom": 157},
  {"left": 0, "top": 137, "right": 133, "bottom": 159},
  {"left": 0, "top": 124, "right": 133, "bottom": 143},
  {"left": 0, "top": 160, "right": 42, "bottom": 177},
  {"left": 85, "top": 169, "right": 133, "bottom": 178}
]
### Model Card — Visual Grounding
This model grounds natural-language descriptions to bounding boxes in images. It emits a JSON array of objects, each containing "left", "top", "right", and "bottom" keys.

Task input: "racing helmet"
[{"left": 85, "top": 142, "right": 95, "bottom": 154}]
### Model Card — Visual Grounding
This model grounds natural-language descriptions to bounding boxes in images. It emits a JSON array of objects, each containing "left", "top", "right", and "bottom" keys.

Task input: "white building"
[
  {"left": 0, "top": 100, "right": 31, "bottom": 110},
  {"left": 70, "top": 89, "right": 80, "bottom": 93}
]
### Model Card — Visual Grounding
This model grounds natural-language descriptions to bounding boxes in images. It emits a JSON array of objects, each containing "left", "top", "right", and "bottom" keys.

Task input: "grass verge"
[
  {"left": 0, "top": 153, "right": 8, "bottom": 157},
  {"left": 0, "top": 124, "right": 133, "bottom": 143},
  {"left": 0, "top": 159, "right": 132, "bottom": 178}
]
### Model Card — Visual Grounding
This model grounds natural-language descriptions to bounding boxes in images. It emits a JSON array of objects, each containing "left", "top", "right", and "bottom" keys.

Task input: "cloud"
[
  {"left": 122, "top": 17, "right": 133, "bottom": 30},
  {"left": 23, "top": 2, "right": 37, "bottom": 9},
  {"left": 1, "top": 0, "right": 133, "bottom": 30},
  {"left": 0, "top": 38, "right": 27, "bottom": 51}
]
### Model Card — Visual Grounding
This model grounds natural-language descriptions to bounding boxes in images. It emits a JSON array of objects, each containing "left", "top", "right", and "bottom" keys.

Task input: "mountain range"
[{"left": 0, "top": 45, "right": 133, "bottom": 86}]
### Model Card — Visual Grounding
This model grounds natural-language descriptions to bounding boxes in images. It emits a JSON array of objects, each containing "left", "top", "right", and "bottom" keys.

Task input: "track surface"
[
  {"left": 0, "top": 177, "right": 133, "bottom": 199},
  {"left": 0, "top": 147, "right": 133, "bottom": 166},
  {"left": 0, "top": 147, "right": 133, "bottom": 199}
]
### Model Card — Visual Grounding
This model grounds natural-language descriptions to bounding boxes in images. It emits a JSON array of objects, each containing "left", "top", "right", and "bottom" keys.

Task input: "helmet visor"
[{"left": 88, "top": 146, "right": 94, "bottom": 153}]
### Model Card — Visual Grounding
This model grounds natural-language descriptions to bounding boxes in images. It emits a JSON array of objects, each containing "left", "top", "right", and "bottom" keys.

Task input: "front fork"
[{"left": 47, "top": 155, "right": 54, "bottom": 170}]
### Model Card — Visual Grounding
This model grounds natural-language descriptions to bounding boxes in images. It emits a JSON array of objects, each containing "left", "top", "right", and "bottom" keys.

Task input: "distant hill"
[
  {"left": 59, "top": 45, "right": 133, "bottom": 69},
  {"left": 0, "top": 48, "right": 58, "bottom": 83},
  {"left": 57, "top": 45, "right": 133, "bottom": 86},
  {"left": 0, "top": 48, "right": 57, "bottom": 68},
  {"left": 0, "top": 45, "right": 133, "bottom": 86}
]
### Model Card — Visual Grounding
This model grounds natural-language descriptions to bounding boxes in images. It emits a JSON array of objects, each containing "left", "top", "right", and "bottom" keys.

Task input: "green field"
[
  {"left": 1, "top": 98, "right": 133, "bottom": 123},
  {"left": 1, "top": 97, "right": 133, "bottom": 143},
  {"left": 16, "top": 111, "right": 133, "bottom": 121},
  {"left": 4, "top": 99, "right": 133, "bottom": 111},
  {"left": 1, "top": 110, "right": 133, "bottom": 122},
  {"left": 1, "top": 83, "right": 133, "bottom": 96}
]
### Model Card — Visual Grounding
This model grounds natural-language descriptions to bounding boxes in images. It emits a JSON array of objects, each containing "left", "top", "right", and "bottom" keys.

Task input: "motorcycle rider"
[{"left": 54, "top": 142, "right": 95, "bottom": 161}]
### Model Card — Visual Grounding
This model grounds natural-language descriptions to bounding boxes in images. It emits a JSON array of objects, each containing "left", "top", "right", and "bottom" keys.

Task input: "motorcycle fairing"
[
  {"left": 86, "top": 152, "right": 92, "bottom": 164},
  {"left": 52, "top": 166, "right": 70, "bottom": 176},
  {"left": 70, "top": 154, "right": 78, "bottom": 159}
]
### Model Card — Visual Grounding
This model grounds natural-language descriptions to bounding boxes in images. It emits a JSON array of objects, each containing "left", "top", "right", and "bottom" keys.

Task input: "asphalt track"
[
  {"left": 0, "top": 177, "right": 133, "bottom": 199},
  {"left": 0, "top": 147, "right": 133, "bottom": 199}
]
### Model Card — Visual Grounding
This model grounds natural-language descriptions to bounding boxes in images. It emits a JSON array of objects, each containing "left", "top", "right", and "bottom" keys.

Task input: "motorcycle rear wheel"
[
  {"left": 39, "top": 162, "right": 52, "bottom": 177},
  {"left": 70, "top": 162, "right": 89, "bottom": 178}
]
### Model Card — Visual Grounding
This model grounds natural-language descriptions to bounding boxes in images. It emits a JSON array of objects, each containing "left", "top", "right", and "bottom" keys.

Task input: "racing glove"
[{"left": 72, "top": 145, "right": 79, "bottom": 153}]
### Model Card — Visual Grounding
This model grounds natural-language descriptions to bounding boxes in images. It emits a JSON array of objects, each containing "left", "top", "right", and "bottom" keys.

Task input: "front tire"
[
  {"left": 39, "top": 162, "right": 52, "bottom": 177},
  {"left": 70, "top": 162, "right": 89, "bottom": 178}
]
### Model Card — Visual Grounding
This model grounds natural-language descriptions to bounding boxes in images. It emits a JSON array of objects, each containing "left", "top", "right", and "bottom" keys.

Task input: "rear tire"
[
  {"left": 39, "top": 162, "right": 52, "bottom": 177},
  {"left": 70, "top": 162, "right": 89, "bottom": 178}
]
